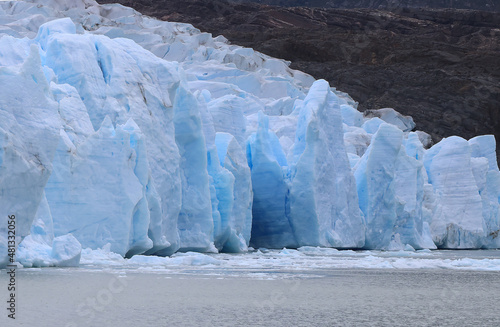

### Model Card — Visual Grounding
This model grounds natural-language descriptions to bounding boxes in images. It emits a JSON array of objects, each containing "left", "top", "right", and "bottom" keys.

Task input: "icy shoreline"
[{"left": 73, "top": 248, "right": 500, "bottom": 274}]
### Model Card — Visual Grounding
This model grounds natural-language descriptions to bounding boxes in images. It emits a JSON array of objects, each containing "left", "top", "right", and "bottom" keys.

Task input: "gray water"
[{"left": 1, "top": 250, "right": 500, "bottom": 326}]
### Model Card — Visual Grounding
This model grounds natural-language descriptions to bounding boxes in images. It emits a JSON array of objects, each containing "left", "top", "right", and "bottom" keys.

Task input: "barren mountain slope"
[{"left": 233, "top": 0, "right": 500, "bottom": 11}]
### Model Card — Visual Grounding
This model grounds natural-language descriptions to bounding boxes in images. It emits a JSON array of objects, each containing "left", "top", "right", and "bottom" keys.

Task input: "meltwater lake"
[{"left": 2, "top": 249, "right": 500, "bottom": 327}]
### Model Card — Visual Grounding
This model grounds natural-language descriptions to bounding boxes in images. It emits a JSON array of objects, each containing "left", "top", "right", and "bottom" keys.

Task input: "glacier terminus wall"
[{"left": 0, "top": 0, "right": 499, "bottom": 268}]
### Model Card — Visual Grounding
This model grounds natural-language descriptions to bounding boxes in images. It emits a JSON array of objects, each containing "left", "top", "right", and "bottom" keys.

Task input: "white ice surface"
[
  {"left": 1, "top": 0, "right": 500, "bottom": 268},
  {"left": 72, "top": 248, "right": 500, "bottom": 277}
]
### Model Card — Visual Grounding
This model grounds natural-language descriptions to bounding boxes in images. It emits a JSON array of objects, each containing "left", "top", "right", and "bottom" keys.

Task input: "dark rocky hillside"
[
  {"left": 98, "top": 0, "right": 500, "bottom": 158},
  {"left": 232, "top": 0, "right": 500, "bottom": 12}
]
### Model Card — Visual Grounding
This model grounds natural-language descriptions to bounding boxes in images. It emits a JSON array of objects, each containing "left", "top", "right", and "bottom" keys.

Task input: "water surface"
[{"left": 1, "top": 249, "right": 499, "bottom": 326}]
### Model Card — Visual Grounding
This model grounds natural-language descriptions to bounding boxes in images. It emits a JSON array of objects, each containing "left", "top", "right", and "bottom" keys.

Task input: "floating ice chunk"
[
  {"left": 297, "top": 246, "right": 340, "bottom": 255},
  {"left": 17, "top": 235, "right": 53, "bottom": 268},
  {"left": 278, "top": 248, "right": 302, "bottom": 256},
  {"left": 16, "top": 192, "right": 55, "bottom": 267},
  {"left": 50, "top": 234, "right": 82, "bottom": 267},
  {"left": 80, "top": 245, "right": 126, "bottom": 266},
  {"left": 17, "top": 195, "right": 82, "bottom": 268},
  {"left": 170, "top": 252, "right": 221, "bottom": 266},
  {"left": 404, "top": 244, "right": 416, "bottom": 252},
  {"left": 127, "top": 255, "right": 169, "bottom": 265}
]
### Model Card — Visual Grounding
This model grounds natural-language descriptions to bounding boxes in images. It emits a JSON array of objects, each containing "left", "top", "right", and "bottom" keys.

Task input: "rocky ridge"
[{"left": 233, "top": 0, "right": 500, "bottom": 12}]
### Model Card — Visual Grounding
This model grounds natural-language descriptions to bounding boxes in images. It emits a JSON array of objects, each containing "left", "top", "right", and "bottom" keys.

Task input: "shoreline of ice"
[{"left": 12, "top": 248, "right": 498, "bottom": 276}]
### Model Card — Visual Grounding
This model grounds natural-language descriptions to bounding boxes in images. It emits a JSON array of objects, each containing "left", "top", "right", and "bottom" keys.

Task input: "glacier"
[{"left": 0, "top": 0, "right": 499, "bottom": 268}]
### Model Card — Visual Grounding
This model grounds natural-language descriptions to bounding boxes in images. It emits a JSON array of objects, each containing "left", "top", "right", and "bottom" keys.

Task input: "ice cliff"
[{"left": 0, "top": 0, "right": 498, "bottom": 268}]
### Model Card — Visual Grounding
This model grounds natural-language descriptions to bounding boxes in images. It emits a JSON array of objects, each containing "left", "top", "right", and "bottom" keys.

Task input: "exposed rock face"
[
  {"left": 98, "top": 0, "right": 500, "bottom": 159},
  {"left": 233, "top": 0, "right": 500, "bottom": 12}
]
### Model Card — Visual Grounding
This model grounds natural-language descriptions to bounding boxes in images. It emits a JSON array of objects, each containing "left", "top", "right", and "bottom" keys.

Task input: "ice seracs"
[
  {"left": 174, "top": 84, "right": 214, "bottom": 252},
  {"left": 424, "top": 136, "right": 486, "bottom": 248},
  {"left": 247, "top": 112, "right": 296, "bottom": 249},
  {"left": 355, "top": 123, "right": 403, "bottom": 249},
  {"left": 363, "top": 108, "right": 416, "bottom": 132},
  {"left": 288, "top": 80, "right": 365, "bottom": 248},
  {"left": 469, "top": 135, "right": 500, "bottom": 248},
  {"left": 45, "top": 118, "right": 152, "bottom": 257},
  {"left": 1, "top": 0, "right": 499, "bottom": 268},
  {"left": 0, "top": 42, "right": 61, "bottom": 268},
  {"left": 215, "top": 132, "right": 253, "bottom": 252}
]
